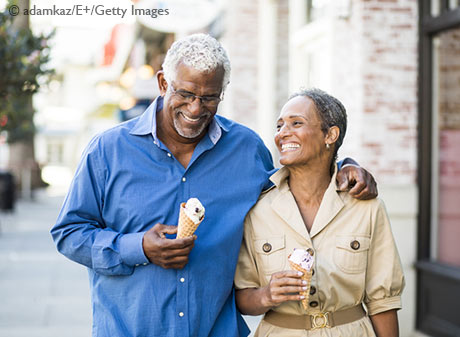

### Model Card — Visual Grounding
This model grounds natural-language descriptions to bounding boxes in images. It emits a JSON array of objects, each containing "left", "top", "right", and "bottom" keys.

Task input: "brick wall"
[
  {"left": 359, "top": 0, "right": 418, "bottom": 185},
  {"left": 221, "top": 0, "right": 259, "bottom": 130},
  {"left": 222, "top": 0, "right": 289, "bottom": 136},
  {"left": 328, "top": 0, "right": 418, "bottom": 185}
]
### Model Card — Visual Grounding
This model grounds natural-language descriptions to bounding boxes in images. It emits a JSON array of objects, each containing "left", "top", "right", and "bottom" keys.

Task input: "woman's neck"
[{"left": 287, "top": 161, "right": 332, "bottom": 207}]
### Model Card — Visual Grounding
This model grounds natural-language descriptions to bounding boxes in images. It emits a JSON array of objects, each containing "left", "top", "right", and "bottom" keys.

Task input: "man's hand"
[
  {"left": 142, "top": 223, "right": 196, "bottom": 269},
  {"left": 337, "top": 164, "right": 378, "bottom": 200}
]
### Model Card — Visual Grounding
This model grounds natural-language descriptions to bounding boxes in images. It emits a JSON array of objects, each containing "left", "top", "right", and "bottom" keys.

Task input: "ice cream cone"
[
  {"left": 177, "top": 202, "right": 203, "bottom": 238},
  {"left": 289, "top": 258, "right": 313, "bottom": 310}
]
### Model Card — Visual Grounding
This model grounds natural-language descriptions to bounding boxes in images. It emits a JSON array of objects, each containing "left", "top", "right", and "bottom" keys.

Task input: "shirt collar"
[
  {"left": 269, "top": 163, "right": 339, "bottom": 191},
  {"left": 129, "top": 95, "right": 228, "bottom": 145}
]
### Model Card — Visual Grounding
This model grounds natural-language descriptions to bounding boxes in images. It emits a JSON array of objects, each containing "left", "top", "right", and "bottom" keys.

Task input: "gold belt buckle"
[{"left": 311, "top": 312, "right": 331, "bottom": 330}]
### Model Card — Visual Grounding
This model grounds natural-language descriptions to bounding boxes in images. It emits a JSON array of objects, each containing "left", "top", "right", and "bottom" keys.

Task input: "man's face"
[{"left": 159, "top": 63, "right": 224, "bottom": 140}]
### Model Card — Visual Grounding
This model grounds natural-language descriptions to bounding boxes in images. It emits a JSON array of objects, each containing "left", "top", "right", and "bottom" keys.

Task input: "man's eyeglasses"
[{"left": 168, "top": 83, "right": 223, "bottom": 108}]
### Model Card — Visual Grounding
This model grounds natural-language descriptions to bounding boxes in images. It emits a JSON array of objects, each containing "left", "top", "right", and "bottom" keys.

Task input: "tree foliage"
[{"left": 0, "top": 0, "right": 54, "bottom": 143}]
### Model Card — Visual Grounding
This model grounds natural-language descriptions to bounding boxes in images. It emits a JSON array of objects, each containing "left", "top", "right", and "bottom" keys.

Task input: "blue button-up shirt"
[{"left": 51, "top": 96, "right": 275, "bottom": 337}]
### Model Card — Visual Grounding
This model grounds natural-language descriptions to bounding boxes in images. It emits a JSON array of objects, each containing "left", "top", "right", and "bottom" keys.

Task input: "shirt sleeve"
[
  {"left": 364, "top": 199, "right": 405, "bottom": 315},
  {"left": 50, "top": 136, "right": 149, "bottom": 276},
  {"left": 234, "top": 215, "right": 261, "bottom": 289}
]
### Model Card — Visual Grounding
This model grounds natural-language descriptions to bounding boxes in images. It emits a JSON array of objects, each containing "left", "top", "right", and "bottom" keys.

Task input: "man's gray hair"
[
  {"left": 162, "top": 34, "right": 231, "bottom": 92},
  {"left": 289, "top": 88, "right": 347, "bottom": 162}
]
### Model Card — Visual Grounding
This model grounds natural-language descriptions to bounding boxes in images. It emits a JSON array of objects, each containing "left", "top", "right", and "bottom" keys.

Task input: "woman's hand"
[
  {"left": 236, "top": 270, "right": 307, "bottom": 316},
  {"left": 261, "top": 270, "right": 308, "bottom": 308}
]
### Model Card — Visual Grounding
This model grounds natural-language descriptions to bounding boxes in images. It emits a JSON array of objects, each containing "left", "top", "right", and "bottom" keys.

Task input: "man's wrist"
[
  {"left": 340, "top": 157, "right": 359, "bottom": 168},
  {"left": 119, "top": 231, "right": 150, "bottom": 266}
]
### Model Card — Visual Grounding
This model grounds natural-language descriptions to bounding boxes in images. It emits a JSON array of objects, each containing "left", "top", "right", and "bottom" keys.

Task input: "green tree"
[{"left": 0, "top": 0, "right": 54, "bottom": 190}]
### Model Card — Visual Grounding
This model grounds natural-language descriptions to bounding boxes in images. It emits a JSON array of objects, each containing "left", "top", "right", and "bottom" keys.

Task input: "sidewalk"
[
  {"left": 0, "top": 189, "right": 91, "bottom": 337},
  {"left": 0, "top": 189, "right": 262, "bottom": 336}
]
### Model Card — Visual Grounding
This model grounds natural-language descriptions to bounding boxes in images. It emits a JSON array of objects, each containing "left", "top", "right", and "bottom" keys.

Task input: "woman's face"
[{"left": 275, "top": 96, "right": 328, "bottom": 167}]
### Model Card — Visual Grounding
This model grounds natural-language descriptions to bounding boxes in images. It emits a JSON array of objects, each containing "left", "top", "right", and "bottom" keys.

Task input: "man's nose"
[{"left": 187, "top": 97, "right": 203, "bottom": 115}]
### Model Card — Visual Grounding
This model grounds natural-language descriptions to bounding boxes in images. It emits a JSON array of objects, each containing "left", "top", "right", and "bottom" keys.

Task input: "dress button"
[
  {"left": 262, "top": 243, "right": 272, "bottom": 253},
  {"left": 182, "top": 177, "right": 186, "bottom": 182},
  {"left": 350, "top": 240, "right": 360, "bottom": 250},
  {"left": 311, "top": 268, "right": 315, "bottom": 276},
  {"left": 180, "top": 277, "right": 185, "bottom": 283},
  {"left": 309, "top": 301, "right": 318, "bottom": 307},
  {"left": 310, "top": 285, "right": 316, "bottom": 295},
  {"left": 179, "top": 312, "right": 184, "bottom": 317},
  {"left": 307, "top": 248, "right": 314, "bottom": 256}
]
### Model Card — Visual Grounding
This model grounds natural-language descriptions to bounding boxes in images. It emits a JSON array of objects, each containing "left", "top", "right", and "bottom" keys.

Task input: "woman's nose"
[{"left": 277, "top": 124, "right": 290, "bottom": 137}]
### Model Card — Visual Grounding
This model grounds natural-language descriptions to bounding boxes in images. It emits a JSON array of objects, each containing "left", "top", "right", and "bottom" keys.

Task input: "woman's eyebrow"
[{"left": 286, "top": 114, "right": 309, "bottom": 121}]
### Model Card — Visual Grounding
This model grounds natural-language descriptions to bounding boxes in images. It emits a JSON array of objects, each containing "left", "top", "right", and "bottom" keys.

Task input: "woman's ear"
[
  {"left": 326, "top": 126, "right": 340, "bottom": 146},
  {"left": 157, "top": 71, "right": 168, "bottom": 96}
]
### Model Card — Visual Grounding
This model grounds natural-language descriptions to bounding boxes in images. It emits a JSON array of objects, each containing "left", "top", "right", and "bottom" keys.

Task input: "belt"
[{"left": 263, "top": 304, "right": 366, "bottom": 330}]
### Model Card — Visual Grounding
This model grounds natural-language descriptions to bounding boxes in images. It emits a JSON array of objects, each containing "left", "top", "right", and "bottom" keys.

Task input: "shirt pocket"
[
  {"left": 254, "top": 236, "right": 286, "bottom": 275},
  {"left": 333, "top": 234, "right": 370, "bottom": 274}
]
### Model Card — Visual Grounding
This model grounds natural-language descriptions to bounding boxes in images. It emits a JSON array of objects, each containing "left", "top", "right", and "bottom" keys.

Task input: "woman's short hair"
[
  {"left": 289, "top": 88, "right": 347, "bottom": 162},
  {"left": 162, "top": 34, "right": 231, "bottom": 92}
]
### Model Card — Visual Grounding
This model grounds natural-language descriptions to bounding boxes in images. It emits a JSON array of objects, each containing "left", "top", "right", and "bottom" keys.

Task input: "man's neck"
[{"left": 156, "top": 109, "right": 206, "bottom": 168}]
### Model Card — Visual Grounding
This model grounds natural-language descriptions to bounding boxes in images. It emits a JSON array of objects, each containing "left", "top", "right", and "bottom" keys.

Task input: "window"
[{"left": 431, "top": 28, "right": 460, "bottom": 268}]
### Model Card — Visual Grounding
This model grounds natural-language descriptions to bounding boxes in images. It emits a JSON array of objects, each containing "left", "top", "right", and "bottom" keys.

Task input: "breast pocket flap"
[
  {"left": 254, "top": 236, "right": 285, "bottom": 255},
  {"left": 336, "top": 235, "right": 370, "bottom": 253}
]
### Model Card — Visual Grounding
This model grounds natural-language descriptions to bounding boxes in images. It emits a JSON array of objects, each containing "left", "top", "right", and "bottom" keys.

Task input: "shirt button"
[
  {"left": 182, "top": 177, "right": 186, "bottom": 182},
  {"left": 167, "top": 153, "right": 172, "bottom": 157},
  {"left": 310, "top": 285, "right": 316, "bottom": 295},
  {"left": 180, "top": 277, "right": 185, "bottom": 283},
  {"left": 309, "top": 301, "right": 319, "bottom": 307},
  {"left": 179, "top": 312, "right": 184, "bottom": 317},
  {"left": 350, "top": 240, "right": 360, "bottom": 250},
  {"left": 307, "top": 248, "right": 314, "bottom": 256},
  {"left": 135, "top": 264, "right": 140, "bottom": 267},
  {"left": 143, "top": 263, "right": 148, "bottom": 266}
]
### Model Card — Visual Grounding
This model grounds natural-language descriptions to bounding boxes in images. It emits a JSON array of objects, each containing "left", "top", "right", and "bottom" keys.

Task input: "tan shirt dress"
[{"left": 235, "top": 166, "right": 405, "bottom": 337}]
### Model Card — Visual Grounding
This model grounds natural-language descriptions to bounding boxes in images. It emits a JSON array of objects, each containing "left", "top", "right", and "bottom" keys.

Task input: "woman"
[{"left": 235, "top": 88, "right": 404, "bottom": 337}]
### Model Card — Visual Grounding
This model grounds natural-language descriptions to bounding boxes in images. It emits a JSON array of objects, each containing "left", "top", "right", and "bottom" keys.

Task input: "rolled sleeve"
[
  {"left": 366, "top": 296, "right": 402, "bottom": 315},
  {"left": 119, "top": 232, "right": 149, "bottom": 266}
]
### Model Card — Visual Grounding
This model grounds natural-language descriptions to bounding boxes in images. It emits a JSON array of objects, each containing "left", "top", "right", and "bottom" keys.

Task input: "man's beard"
[{"left": 173, "top": 109, "right": 212, "bottom": 139}]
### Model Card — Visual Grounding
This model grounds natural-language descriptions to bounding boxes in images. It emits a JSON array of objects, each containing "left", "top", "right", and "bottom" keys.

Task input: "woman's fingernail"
[
  {"left": 298, "top": 272, "right": 303, "bottom": 276},
  {"left": 300, "top": 295, "right": 305, "bottom": 299},
  {"left": 302, "top": 280, "right": 307, "bottom": 285},
  {"left": 302, "top": 286, "right": 308, "bottom": 290}
]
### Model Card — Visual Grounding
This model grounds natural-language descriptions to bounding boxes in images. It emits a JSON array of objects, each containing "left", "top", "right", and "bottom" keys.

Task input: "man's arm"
[
  {"left": 336, "top": 159, "right": 378, "bottom": 200},
  {"left": 51, "top": 139, "right": 195, "bottom": 275},
  {"left": 50, "top": 141, "right": 148, "bottom": 276}
]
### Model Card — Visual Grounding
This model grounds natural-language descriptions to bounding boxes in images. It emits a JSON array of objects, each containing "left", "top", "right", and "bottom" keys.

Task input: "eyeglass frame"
[{"left": 167, "top": 82, "right": 224, "bottom": 108}]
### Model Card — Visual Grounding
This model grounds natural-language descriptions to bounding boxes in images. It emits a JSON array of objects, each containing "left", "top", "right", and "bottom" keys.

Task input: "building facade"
[{"left": 222, "top": 0, "right": 460, "bottom": 336}]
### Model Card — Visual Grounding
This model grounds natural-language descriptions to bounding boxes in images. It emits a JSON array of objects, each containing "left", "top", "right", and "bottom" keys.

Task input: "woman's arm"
[
  {"left": 370, "top": 309, "right": 399, "bottom": 337},
  {"left": 236, "top": 270, "right": 306, "bottom": 316}
]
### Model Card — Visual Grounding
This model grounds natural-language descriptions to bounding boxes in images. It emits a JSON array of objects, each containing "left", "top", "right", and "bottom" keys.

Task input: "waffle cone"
[
  {"left": 289, "top": 259, "right": 313, "bottom": 310},
  {"left": 177, "top": 203, "right": 203, "bottom": 238}
]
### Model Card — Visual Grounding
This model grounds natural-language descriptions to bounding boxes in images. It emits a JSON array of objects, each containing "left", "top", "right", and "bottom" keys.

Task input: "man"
[{"left": 51, "top": 34, "right": 377, "bottom": 337}]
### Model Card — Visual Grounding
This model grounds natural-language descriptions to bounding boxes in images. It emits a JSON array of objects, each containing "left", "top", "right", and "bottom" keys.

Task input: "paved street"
[
  {"left": 0, "top": 188, "right": 261, "bottom": 337},
  {"left": 0, "top": 189, "right": 91, "bottom": 337}
]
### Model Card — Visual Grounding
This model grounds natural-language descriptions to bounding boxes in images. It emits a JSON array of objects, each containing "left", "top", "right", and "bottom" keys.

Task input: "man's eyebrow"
[{"left": 177, "top": 88, "right": 220, "bottom": 97}]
